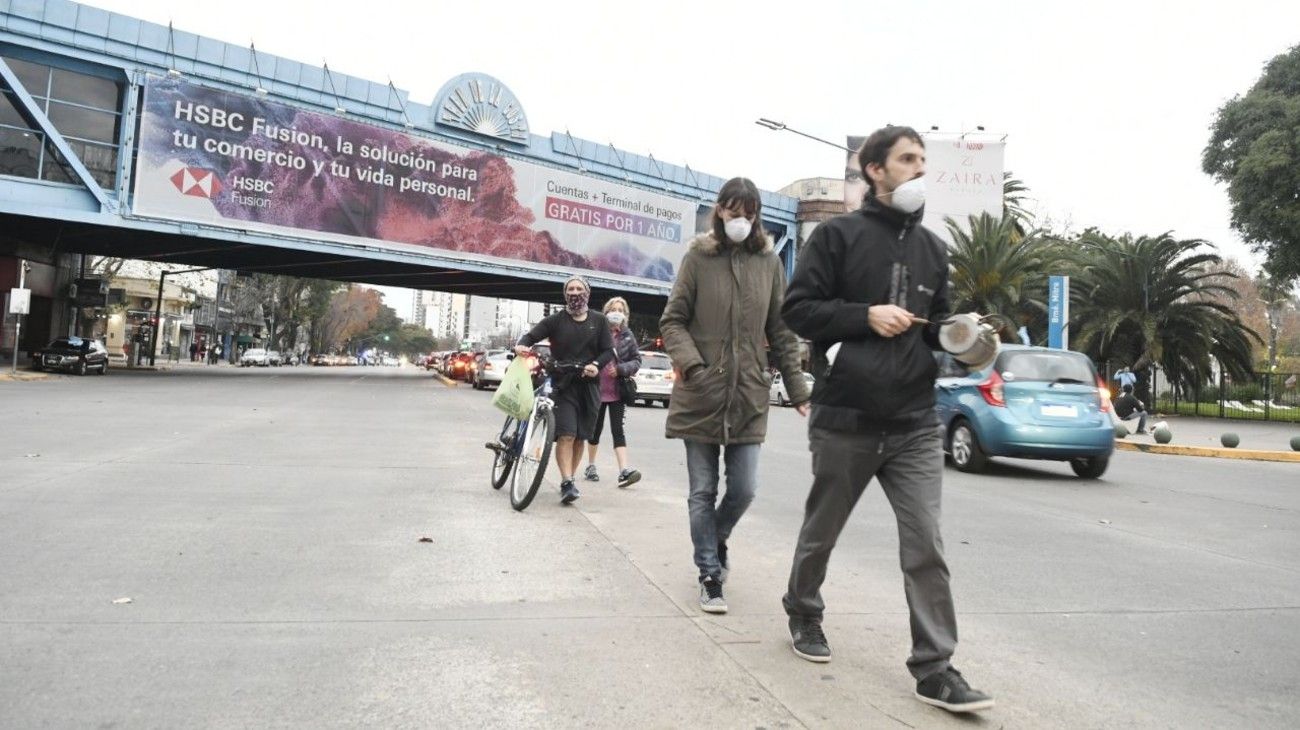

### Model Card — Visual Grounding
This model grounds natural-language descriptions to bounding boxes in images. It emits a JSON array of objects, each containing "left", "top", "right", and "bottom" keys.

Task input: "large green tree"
[
  {"left": 1066, "top": 231, "right": 1259, "bottom": 397},
  {"left": 1202, "top": 44, "right": 1300, "bottom": 278}
]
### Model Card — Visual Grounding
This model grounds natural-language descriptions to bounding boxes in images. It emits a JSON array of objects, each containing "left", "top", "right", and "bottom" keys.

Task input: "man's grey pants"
[{"left": 783, "top": 424, "right": 957, "bottom": 680}]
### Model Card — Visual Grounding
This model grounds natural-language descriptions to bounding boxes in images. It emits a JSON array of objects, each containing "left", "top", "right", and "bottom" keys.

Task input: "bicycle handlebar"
[{"left": 511, "top": 349, "right": 587, "bottom": 373}]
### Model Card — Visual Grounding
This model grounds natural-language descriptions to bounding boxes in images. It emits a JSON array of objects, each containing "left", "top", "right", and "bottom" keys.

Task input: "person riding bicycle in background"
[
  {"left": 515, "top": 276, "right": 615, "bottom": 505},
  {"left": 584, "top": 296, "right": 643, "bottom": 489}
]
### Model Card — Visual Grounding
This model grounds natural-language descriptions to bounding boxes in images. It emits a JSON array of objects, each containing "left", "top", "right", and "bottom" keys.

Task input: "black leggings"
[{"left": 589, "top": 401, "right": 627, "bottom": 448}]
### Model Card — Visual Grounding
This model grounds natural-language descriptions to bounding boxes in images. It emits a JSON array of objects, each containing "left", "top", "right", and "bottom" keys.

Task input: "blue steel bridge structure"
[{"left": 0, "top": 0, "right": 799, "bottom": 321}]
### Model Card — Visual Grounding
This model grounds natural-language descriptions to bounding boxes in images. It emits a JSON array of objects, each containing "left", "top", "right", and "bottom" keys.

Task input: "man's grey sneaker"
[
  {"left": 617, "top": 468, "right": 641, "bottom": 488},
  {"left": 584, "top": 464, "right": 600, "bottom": 482},
  {"left": 698, "top": 576, "right": 727, "bottom": 614},
  {"left": 789, "top": 617, "right": 831, "bottom": 663},
  {"left": 560, "top": 479, "right": 581, "bottom": 505},
  {"left": 718, "top": 540, "right": 729, "bottom": 583},
  {"left": 914, "top": 668, "right": 994, "bottom": 713}
]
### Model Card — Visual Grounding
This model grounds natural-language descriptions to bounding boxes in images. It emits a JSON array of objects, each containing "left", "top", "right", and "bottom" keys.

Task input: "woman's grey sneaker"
[
  {"left": 617, "top": 468, "right": 641, "bottom": 488},
  {"left": 914, "top": 668, "right": 994, "bottom": 713},
  {"left": 788, "top": 617, "right": 831, "bottom": 662},
  {"left": 584, "top": 464, "right": 600, "bottom": 482},
  {"left": 718, "top": 540, "right": 729, "bottom": 583},
  {"left": 560, "top": 479, "right": 581, "bottom": 505},
  {"left": 698, "top": 576, "right": 727, "bottom": 614}
]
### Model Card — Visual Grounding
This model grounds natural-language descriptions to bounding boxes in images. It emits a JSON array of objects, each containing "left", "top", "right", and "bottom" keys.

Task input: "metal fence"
[{"left": 1146, "top": 369, "right": 1300, "bottom": 423}]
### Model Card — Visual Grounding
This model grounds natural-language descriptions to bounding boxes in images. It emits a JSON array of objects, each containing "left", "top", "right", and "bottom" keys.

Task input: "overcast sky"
[{"left": 81, "top": 0, "right": 1300, "bottom": 318}]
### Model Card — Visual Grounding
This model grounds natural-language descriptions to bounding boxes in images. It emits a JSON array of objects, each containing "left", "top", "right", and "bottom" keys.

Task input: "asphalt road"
[{"left": 1, "top": 365, "right": 1296, "bottom": 728}]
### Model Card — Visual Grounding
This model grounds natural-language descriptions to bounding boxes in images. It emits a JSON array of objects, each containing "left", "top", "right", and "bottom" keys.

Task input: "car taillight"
[
  {"left": 484, "top": 363, "right": 493, "bottom": 371},
  {"left": 977, "top": 370, "right": 1006, "bottom": 407},
  {"left": 664, "top": 370, "right": 675, "bottom": 381},
  {"left": 1096, "top": 376, "right": 1112, "bottom": 412}
]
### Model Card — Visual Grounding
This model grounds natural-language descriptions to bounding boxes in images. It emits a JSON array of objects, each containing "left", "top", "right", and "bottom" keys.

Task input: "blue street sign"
[{"left": 1048, "top": 275, "right": 1069, "bottom": 349}]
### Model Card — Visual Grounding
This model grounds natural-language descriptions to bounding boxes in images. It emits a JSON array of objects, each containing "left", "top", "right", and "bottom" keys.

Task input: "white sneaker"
[{"left": 698, "top": 577, "right": 727, "bottom": 614}]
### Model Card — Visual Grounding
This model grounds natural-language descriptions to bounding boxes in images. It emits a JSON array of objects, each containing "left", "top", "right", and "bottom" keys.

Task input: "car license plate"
[{"left": 1041, "top": 404, "right": 1078, "bottom": 418}]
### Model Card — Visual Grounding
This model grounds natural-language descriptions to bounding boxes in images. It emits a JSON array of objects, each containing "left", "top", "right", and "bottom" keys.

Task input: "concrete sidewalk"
[{"left": 1115, "top": 415, "right": 1300, "bottom": 462}]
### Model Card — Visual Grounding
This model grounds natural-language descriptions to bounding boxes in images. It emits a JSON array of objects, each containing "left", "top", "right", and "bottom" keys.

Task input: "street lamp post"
[
  {"left": 9, "top": 259, "right": 30, "bottom": 374},
  {"left": 151, "top": 266, "right": 213, "bottom": 366},
  {"left": 754, "top": 119, "right": 855, "bottom": 153}
]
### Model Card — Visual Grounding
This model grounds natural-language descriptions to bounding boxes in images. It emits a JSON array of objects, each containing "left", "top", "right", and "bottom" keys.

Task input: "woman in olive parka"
[{"left": 659, "top": 177, "right": 810, "bottom": 614}]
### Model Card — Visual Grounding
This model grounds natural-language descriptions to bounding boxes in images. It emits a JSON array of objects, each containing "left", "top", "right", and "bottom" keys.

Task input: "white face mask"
[
  {"left": 607, "top": 311, "right": 626, "bottom": 326},
  {"left": 884, "top": 177, "right": 925, "bottom": 214},
  {"left": 724, "top": 217, "right": 752, "bottom": 243}
]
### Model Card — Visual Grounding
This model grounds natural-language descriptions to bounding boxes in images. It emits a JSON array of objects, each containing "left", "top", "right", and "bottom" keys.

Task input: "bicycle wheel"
[
  {"left": 489, "top": 415, "right": 517, "bottom": 490},
  {"left": 510, "top": 405, "right": 554, "bottom": 511}
]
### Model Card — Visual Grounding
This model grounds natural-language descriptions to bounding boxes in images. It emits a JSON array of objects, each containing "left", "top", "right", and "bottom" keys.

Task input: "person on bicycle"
[
  {"left": 659, "top": 177, "right": 810, "bottom": 614},
  {"left": 583, "top": 296, "right": 643, "bottom": 489},
  {"left": 515, "top": 275, "right": 615, "bottom": 504}
]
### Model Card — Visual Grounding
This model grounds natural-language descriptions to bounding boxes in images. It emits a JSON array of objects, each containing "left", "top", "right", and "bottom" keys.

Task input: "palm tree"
[
  {"left": 946, "top": 213, "right": 1060, "bottom": 333},
  {"left": 1002, "top": 173, "right": 1033, "bottom": 235},
  {"left": 1066, "top": 231, "right": 1260, "bottom": 396}
]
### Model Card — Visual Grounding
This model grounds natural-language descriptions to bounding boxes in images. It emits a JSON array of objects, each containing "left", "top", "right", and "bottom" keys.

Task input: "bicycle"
[{"left": 485, "top": 354, "right": 584, "bottom": 511}]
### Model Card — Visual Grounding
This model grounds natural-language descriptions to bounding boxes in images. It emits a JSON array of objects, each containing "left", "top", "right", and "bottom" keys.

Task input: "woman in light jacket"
[
  {"left": 585, "top": 297, "right": 643, "bottom": 488},
  {"left": 659, "top": 177, "right": 810, "bottom": 614}
]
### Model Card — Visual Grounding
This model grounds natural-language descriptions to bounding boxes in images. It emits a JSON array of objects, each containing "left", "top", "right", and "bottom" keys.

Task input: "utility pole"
[
  {"left": 9, "top": 259, "right": 30, "bottom": 374},
  {"left": 150, "top": 266, "right": 213, "bottom": 366}
]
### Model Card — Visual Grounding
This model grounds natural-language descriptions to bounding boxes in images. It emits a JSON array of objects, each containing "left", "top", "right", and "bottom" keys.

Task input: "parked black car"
[{"left": 31, "top": 336, "right": 109, "bottom": 375}]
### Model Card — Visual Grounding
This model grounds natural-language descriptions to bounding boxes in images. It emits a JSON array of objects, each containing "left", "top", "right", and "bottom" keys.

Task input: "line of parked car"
[
  {"left": 425, "top": 343, "right": 815, "bottom": 410},
  {"left": 238, "top": 348, "right": 290, "bottom": 367},
  {"left": 306, "top": 353, "right": 401, "bottom": 367}
]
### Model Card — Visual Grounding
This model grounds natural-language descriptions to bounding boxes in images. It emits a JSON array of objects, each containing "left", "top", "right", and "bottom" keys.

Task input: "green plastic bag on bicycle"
[{"left": 491, "top": 357, "right": 535, "bottom": 421}]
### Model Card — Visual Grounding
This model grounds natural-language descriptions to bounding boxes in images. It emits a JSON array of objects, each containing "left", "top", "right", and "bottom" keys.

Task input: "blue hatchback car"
[{"left": 934, "top": 345, "right": 1115, "bottom": 478}]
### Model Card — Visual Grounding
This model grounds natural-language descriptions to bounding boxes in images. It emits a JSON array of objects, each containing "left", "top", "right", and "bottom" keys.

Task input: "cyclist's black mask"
[{"left": 565, "top": 291, "right": 589, "bottom": 317}]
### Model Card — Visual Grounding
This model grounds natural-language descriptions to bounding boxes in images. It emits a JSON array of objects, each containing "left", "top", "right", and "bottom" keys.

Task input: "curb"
[
  {"left": 1115, "top": 440, "right": 1300, "bottom": 463},
  {"left": 0, "top": 371, "right": 52, "bottom": 382}
]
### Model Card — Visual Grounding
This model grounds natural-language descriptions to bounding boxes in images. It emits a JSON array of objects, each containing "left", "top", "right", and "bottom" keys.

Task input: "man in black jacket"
[
  {"left": 1113, "top": 384, "right": 1151, "bottom": 434},
  {"left": 780, "top": 126, "right": 993, "bottom": 713}
]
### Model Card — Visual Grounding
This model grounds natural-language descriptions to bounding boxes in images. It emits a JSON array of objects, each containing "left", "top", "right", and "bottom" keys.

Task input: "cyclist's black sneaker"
[
  {"left": 789, "top": 617, "right": 831, "bottom": 663},
  {"left": 617, "top": 468, "right": 641, "bottom": 488},
  {"left": 914, "top": 668, "right": 994, "bottom": 713},
  {"left": 698, "top": 576, "right": 727, "bottom": 614},
  {"left": 718, "top": 540, "right": 729, "bottom": 583},
  {"left": 584, "top": 464, "right": 599, "bottom": 482},
  {"left": 560, "top": 479, "right": 580, "bottom": 505}
]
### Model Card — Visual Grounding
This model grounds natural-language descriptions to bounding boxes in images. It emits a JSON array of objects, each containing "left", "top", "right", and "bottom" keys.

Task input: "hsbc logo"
[{"left": 170, "top": 167, "right": 223, "bottom": 199}]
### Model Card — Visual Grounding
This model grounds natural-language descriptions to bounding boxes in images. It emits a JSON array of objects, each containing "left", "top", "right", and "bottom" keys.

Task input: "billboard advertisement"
[
  {"left": 844, "top": 133, "right": 1005, "bottom": 244},
  {"left": 132, "top": 76, "right": 696, "bottom": 284}
]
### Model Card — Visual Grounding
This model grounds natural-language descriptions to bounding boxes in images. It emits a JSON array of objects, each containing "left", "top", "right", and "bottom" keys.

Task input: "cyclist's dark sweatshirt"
[
  {"left": 517, "top": 311, "right": 615, "bottom": 369},
  {"left": 782, "top": 196, "right": 951, "bottom": 433}
]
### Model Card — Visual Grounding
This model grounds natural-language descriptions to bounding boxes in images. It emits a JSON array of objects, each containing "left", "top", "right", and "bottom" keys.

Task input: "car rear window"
[
  {"left": 997, "top": 351, "right": 1095, "bottom": 383},
  {"left": 642, "top": 354, "right": 671, "bottom": 370}
]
